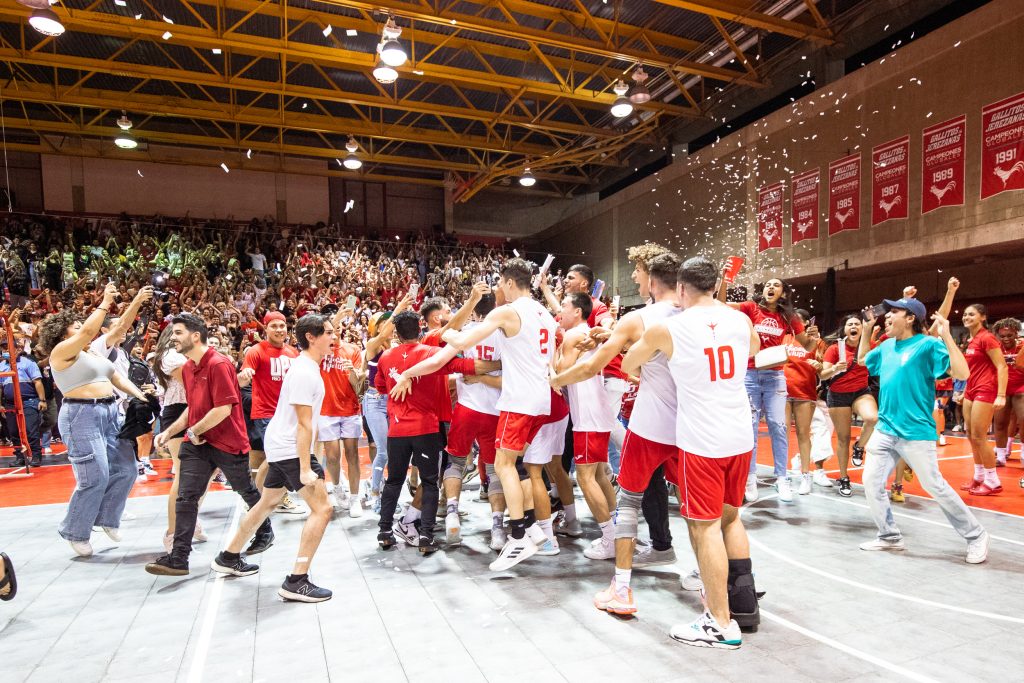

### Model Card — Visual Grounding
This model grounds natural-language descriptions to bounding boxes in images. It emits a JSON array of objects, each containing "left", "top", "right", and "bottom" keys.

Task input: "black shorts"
[
  {"left": 161, "top": 403, "right": 188, "bottom": 439},
  {"left": 264, "top": 457, "right": 326, "bottom": 492},
  {"left": 826, "top": 387, "right": 873, "bottom": 409},
  {"left": 248, "top": 417, "right": 271, "bottom": 452}
]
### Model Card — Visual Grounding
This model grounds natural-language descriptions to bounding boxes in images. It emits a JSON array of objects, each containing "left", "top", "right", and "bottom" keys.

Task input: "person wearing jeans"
[
  {"left": 857, "top": 296, "right": 988, "bottom": 563},
  {"left": 361, "top": 387, "right": 389, "bottom": 511},
  {"left": 1, "top": 344, "right": 45, "bottom": 467}
]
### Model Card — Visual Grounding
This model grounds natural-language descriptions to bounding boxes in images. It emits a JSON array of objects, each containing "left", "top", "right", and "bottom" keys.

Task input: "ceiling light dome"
[
  {"left": 610, "top": 79, "right": 633, "bottom": 118},
  {"left": 114, "top": 131, "right": 138, "bottom": 149},
  {"left": 519, "top": 168, "right": 536, "bottom": 187},
  {"left": 343, "top": 153, "right": 362, "bottom": 170},
  {"left": 379, "top": 39, "right": 407, "bottom": 67},
  {"left": 629, "top": 66, "right": 651, "bottom": 105},
  {"left": 373, "top": 59, "right": 398, "bottom": 84},
  {"left": 28, "top": 7, "right": 64, "bottom": 36}
]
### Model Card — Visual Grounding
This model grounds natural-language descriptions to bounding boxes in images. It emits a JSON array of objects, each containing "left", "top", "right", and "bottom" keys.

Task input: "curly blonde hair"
[{"left": 627, "top": 243, "right": 672, "bottom": 271}]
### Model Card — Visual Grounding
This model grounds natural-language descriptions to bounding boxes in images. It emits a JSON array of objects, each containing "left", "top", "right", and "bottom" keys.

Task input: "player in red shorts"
[
  {"left": 960, "top": 304, "right": 1007, "bottom": 495},
  {"left": 429, "top": 259, "right": 557, "bottom": 572},
  {"left": 992, "top": 318, "right": 1024, "bottom": 466},
  {"left": 623, "top": 256, "right": 760, "bottom": 650}
]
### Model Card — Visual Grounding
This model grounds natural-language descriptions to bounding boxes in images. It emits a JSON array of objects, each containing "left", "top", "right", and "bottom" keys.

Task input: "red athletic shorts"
[
  {"left": 495, "top": 411, "right": 544, "bottom": 453},
  {"left": 676, "top": 449, "right": 752, "bottom": 521},
  {"left": 964, "top": 386, "right": 997, "bottom": 404},
  {"left": 447, "top": 403, "right": 499, "bottom": 465},
  {"left": 572, "top": 431, "right": 610, "bottom": 465},
  {"left": 617, "top": 430, "right": 676, "bottom": 493}
]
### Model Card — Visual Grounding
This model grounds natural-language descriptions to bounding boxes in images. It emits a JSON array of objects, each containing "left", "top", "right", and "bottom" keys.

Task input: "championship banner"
[
  {"left": 828, "top": 153, "right": 861, "bottom": 235},
  {"left": 981, "top": 91, "right": 1024, "bottom": 200},
  {"left": 756, "top": 181, "right": 784, "bottom": 252},
  {"left": 871, "top": 136, "right": 910, "bottom": 226},
  {"left": 790, "top": 168, "right": 820, "bottom": 244},
  {"left": 921, "top": 114, "right": 966, "bottom": 214}
]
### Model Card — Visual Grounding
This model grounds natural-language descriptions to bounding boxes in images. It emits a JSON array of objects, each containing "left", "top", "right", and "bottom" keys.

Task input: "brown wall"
[{"left": 532, "top": 0, "right": 1024, "bottom": 309}]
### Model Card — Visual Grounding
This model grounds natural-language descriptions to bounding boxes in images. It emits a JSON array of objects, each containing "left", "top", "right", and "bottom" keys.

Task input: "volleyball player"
[
  {"left": 992, "top": 318, "right": 1023, "bottom": 466},
  {"left": 624, "top": 256, "right": 760, "bottom": 649},
  {"left": 960, "top": 304, "right": 1007, "bottom": 495}
]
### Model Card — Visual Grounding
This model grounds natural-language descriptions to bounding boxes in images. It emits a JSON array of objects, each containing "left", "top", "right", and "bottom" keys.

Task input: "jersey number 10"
[{"left": 703, "top": 346, "right": 736, "bottom": 382}]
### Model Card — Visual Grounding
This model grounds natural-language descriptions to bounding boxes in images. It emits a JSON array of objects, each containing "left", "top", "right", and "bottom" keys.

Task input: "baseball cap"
[
  {"left": 882, "top": 297, "right": 926, "bottom": 321},
  {"left": 263, "top": 311, "right": 286, "bottom": 325}
]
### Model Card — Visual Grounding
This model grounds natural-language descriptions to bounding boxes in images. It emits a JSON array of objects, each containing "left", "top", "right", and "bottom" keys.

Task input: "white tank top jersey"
[
  {"left": 667, "top": 304, "right": 754, "bottom": 458},
  {"left": 495, "top": 296, "right": 556, "bottom": 416},
  {"left": 455, "top": 322, "right": 502, "bottom": 416},
  {"left": 628, "top": 300, "right": 681, "bottom": 444},
  {"left": 565, "top": 324, "right": 617, "bottom": 432}
]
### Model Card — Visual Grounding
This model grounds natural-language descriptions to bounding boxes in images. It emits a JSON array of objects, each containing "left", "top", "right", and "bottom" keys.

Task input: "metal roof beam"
[{"left": 650, "top": 0, "right": 834, "bottom": 43}]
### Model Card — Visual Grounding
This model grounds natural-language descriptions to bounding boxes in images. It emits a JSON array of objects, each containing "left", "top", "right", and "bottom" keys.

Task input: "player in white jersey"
[
  {"left": 210, "top": 315, "right": 335, "bottom": 603},
  {"left": 622, "top": 257, "right": 761, "bottom": 649},
  {"left": 552, "top": 251, "right": 682, "bottom": 615},
  {"left": 437, "top": 259, "right": 557, "bottom": 571},
  {"left": 555, "top": 293, "right": 618, "bottom": 557}
]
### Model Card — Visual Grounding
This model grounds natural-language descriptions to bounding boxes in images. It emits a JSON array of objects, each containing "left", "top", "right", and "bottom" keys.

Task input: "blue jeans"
[
  {"left": 362, "top": 389, "right": 389, "bottom": 493},
  {"left": 745, "top": 368, "right": 788, "bottom": 478},
  {"left": 863, "top": 431, "right": 983, "bottom": 542},
  {"left": 57, "top": 401, "right": 137, "bottom": 542},
  {"left": 4, "top": 397, "right": 42, "bottom": 462}
]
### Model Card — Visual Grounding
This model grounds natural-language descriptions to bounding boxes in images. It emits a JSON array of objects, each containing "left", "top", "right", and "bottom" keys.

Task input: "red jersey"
[
  {"left": 589, "top": 298, "right": 611, "bottom": 327},
  {"left": 737, "top": 301, "right": 804, "bottom": 369},
  {"left": 823, "top": 340, "right": 869, "bottom": 393},
  {"left": 375, "top": 343, "right": 476, "bottom": 437},
  {"left": 242, "top": 341, "right": 300, "bottom": 419},
  {"left": 182, "top": 347, "right": 249, "bottom": 455},
  {"left": 619, "top": 380, "right": 639, "bottom": 421},
  {"left": 320, "top": 341, "right": 362, "bottom": 417},
  {"left": 1001, "top": 339, "right": 1024, "bottom": 394},
  {"left": 965, "top": 329, "right": 1000, "bottom": 393},
  {"left": 423, "top": 328, "right": 454, "bottom": 423},
  {"left": 783, "top": 335, "right": 819, "bottom": 402}
]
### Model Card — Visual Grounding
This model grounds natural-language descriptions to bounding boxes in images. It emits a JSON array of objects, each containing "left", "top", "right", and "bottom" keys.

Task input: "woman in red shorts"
[
  {"left": 992, "top": 318, "right": 1024, "bottom": 466},
  {"left": 820, "top": 315, "right": 878, "bottom": 497},
  {"left": 960, "top": 304, "right": 1007, "bottom": 495},
  {"left": 783, "top": 310, "right": 823, "bottom": 495}
]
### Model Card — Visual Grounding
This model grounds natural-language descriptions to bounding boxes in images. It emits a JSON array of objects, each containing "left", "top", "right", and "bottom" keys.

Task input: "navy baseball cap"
[{"left": 883, "top": 297, "right": 926, "bottom": 321}]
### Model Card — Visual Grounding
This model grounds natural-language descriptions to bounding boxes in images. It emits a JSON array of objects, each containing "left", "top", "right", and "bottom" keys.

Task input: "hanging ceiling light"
[
  {"left": 28, "top": 7, "right": 65, "bottom": 36},
  {"left": 610, "top": 79, "right": 633, "bottom": 118},
  {"left": 378, "top": 17, "right": 407, "bottom": 68},
  {"left": 342, "top": 136, "right": 362, "bottom": 170},
  {"left": 519, "top": 167, "right": 536, "bottom": 187},
  {"left": 629, "top": 65, "right": 651, "bottom": 104},
  {"left": 114, "top": 111, "right": 137, "bottom": 149},
  {"left": 373, "top": 58, "right": 398, "bottom": 84}
]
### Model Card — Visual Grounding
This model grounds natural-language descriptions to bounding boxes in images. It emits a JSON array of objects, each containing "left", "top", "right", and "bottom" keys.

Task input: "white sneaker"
[
  {"left": 812, "top": 469, "right": 833, "bottom": 488},
  {"left": 445, "top": 512, "right": 462, "bottom": 545},
  {"left": 938, "top": 434, "right": 948, "bottom": 446},
  {"left": 489, "top": 536, "right": 537, "bottom": 571},
  {"left": 536, "top": 538, "right": 560, "bottom": 556},
  {"left": 121, "top": 511, "right": 136, "bottom": 521},
  {"left": 583, "top": 538, "right": 615, "bottom": 560},
  {"left": 776, "top": 477, "right": 793, "bottom": 502},
  {"left": 394, "top": 520, "right": 419, "bottom": 545},
  {"left": 744, "top": 473, "right": 758, "bottom": 503},
  {"left": 143, "top": 461, "right": 158, "bottom": 477},
  {"left": 102, "top": 527, "right": 121, "bottom": 542},
  {"left": 276, "top": 495, "right": 307, "bottom": 515},
  {"left": 42, "top": 447, "right": 53, "bottom": 455},
  {"left": 966, "top": 531, "right": 989, "bottom": 564},
  {"left": 797, "top": 473, "right": 812, "bottom": 495},
  {"left": 952, "top": 425, "right": 963, "bottom": 432},
  {"left": 193, "top": 520, "right": 207, "bottom": 543},
  {"left": 69, "top": 539, "right": 93, "bottom": 557},
  {"left": 349, "top": 498, "right": 363, "bottom": 518},
  {"left": 789, "top": 455, "right": 801, "bottom": 475},
  {"left": 554, "top": 516, "right": 582, "bottom": 537},
  {"left": 334, "top": 489, "right": 351, "bottom": 511},
  {"left": 632, "top": 543, "right": 677, "bottom": 568},
  {"left": 135, "top": 469, "right": 148, "bottom": 484},
  {"left": 680, "top": 569, "right": 703, "bottom": 591},
  {"left": 859, "top": 538, "right": 905, "bottom": 552},
  {"left": 489, "top": 527, "right": 508, "bottom": 551},
  {"left": 670, "top": 612, "right": 742, "bottom": 649}
]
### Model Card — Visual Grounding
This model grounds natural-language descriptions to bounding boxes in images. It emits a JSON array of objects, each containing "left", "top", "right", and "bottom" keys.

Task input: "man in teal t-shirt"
[{"left": 856, "top": 296, "right": 988, "bottom": 564}]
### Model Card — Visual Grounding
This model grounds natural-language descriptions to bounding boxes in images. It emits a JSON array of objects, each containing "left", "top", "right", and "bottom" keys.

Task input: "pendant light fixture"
[
  {"left": 629, "top": 65, "right": 651, "bottom": 105},
  {"left": 610, "top": 79, "right": 633, "bottom": 118},
  {"left": 342, "top": 136, "right": 362, "bottom": 170}
]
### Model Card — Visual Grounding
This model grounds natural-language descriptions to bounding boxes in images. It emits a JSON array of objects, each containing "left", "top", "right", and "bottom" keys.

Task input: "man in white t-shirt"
[
  {"left": 211, "top": 314, "right": 335, "bottom": 603},
  {"left": 623, "top": 257, "right": 761, "bottom": 650}
]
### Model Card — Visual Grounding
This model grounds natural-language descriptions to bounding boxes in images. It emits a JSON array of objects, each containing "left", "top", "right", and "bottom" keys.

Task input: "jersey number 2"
[
  {"left": 703, "top": 346, "right": 735, "bottom": 381},
  {"left": 539, "top": 328, "right": 550, "bottom": 355}
]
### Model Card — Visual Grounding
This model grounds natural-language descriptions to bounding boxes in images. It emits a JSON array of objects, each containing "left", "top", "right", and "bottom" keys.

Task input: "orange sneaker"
[{"left": 593, "top": 580, "right": 637, "bottom": 615}]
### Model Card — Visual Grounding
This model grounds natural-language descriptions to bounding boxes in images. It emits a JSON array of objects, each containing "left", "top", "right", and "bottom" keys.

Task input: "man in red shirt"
[
  {"left": 374, "top": 310, "right": 496, "bottom": 554},
  {"left": 145, "top": 313, "right": 274, "bottom": 576},
  {"left": 319, "top": 307, "right": 366, "bottom": 516},
  {"left": 239, "top": 312, "right": 299, "bottom": 503}
]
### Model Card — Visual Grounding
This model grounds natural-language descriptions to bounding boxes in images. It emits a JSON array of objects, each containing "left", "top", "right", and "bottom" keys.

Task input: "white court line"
[
  {"left": 808, "top": 493, "right": 1024, "bottom": 548},
  {"left": 185, "top": 500, "right": 244, "bottom": 683},
  {"left": 821, "top": 454, "right": 973, "bottom": 475},
  {"left": 742, "top": 497, "right": 1024, "bottom": 625},
  {"left": 759, "top": 609, "right": 940, "bottom": 683}
]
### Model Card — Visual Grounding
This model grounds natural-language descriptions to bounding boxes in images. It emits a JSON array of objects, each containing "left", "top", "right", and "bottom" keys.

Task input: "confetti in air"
[{"left": 220, "top": 163, "right": 229, "bottom": 173}]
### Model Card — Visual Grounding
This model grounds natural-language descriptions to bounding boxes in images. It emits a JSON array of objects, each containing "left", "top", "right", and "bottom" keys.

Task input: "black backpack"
[{"left": 127, "top": 355, "right": 152, "bottom": 389}]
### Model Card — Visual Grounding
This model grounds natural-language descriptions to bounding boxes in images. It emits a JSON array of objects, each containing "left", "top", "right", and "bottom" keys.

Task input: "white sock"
[
  {"left": 550, "top": 483, "right": 559, "bottom": 499},
  {"left": 402, "top": 506, "right": 421, "bottom": 524},
  {"left": 995, "top": 447, "right": 1006, "bottom": 459},
  {"left": 614, "top": 567, "right": 631, "bottom": 592},
  {"left": 984, "top": 468, "right": 1000, "bottom": 487},
  {"left": 491, "top": 511, "right": 503, "bottom": 530},
  {"left": 537, "top": 517, "right": 554, "bottom": 542},
  {"left": 599, "top": 520, "right": 613, "bottom": 544},
  {"left": 564, "top": 503, "right": 577, "bottom": 523},
  {"left": 974, "top": 464, "right": 985, "bottom": 480}
]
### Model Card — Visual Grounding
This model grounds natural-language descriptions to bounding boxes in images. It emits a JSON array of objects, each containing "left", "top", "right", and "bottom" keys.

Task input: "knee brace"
[
  {"left": 484, "top": 464, "right": 503, "bottom": 495},
  {"left": 613, "top": 488, "right": 644, "bottom": 540},
  {"left": 443, "top": 455, "right": 467, "bottom": 482}
]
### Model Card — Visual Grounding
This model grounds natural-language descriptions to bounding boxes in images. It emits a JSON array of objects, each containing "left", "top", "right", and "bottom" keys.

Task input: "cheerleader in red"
[{"left": 960, "top": 304, "right": 1007, "bottom": 495}]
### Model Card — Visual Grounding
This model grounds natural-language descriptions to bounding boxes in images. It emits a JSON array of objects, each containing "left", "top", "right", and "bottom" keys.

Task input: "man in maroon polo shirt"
[{"left": 145, "top": 313, "right": 274, "bottom": 576}]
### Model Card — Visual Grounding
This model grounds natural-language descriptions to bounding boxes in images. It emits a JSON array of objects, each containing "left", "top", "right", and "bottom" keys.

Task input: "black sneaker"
[
  {"left": 418, "top": 535, "right": 441, "bottom": 555},
  {"left": 838, "top": 477, "right": 853, "bottom": 497},
  {"left": 852, "top": 444, "right": 865, "bottom": 467},
  {"left": 30, "top": 458, "right": 42, "bottom": 468},
  {"left": 211, "top": 552, "right": 259, "bottom": 577},
  {"left": 145, "top": 554, "right": 189, "bottom": 576},
  {"left": 11, "top": 457, "right": 26, "bottom": 468},
  {"left": 278, "top": 576, "right": 332, "bottom": 603},
  {"left": 245, "top": 529, "right": 275, "bottom": 555},
  {"left": 377, "top": 531, "right": 397, "bottom": 550}
]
